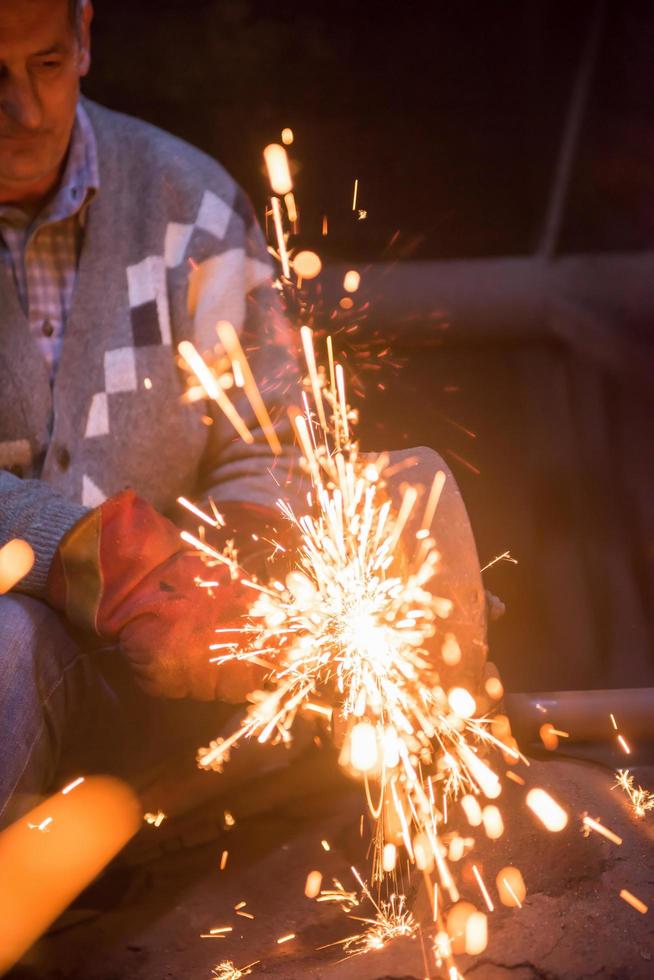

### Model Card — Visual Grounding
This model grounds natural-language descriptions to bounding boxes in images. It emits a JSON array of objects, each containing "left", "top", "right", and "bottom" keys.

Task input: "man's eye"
[{"left": 37, "top": 60, "right": 62, "bottom": 70}]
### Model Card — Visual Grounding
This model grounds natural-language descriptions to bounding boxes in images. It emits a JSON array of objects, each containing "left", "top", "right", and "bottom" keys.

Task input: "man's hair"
[{"left": 68, "top": 0, "right": 82, "bottom": 27}]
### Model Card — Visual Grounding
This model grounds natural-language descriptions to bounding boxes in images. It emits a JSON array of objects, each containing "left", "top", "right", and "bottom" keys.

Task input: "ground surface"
[{"left": 8, "top": 754, "right": 654, "bottom": 980}]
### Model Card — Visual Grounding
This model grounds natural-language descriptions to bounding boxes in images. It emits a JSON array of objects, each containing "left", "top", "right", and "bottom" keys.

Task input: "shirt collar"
[{"left": 0, "top": 101, "right": 100, "bottom": 233}]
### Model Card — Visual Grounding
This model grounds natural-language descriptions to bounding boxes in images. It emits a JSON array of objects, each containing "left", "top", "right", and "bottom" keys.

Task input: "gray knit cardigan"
[{"left": 0, "top": 99, "right": 301, "bottom": 595}]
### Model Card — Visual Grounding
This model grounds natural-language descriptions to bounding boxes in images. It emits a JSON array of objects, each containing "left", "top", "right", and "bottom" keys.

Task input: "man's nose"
[{"left": 1, "top": 74, "right": 44, "bottom": 131}]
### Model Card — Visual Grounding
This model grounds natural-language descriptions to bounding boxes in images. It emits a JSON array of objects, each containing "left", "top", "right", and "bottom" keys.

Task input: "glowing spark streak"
[
  {"left": 178, "top": 341, "right": 253, "bottom": 444},
  {"left": 270, "top": 196, "right": 291, "bottom": 279},
  {"left": 264, "top": 143, "right": 293, "bottom": 195},
  {"left": 300, "top": 326, "right": 329, "bottom": 435},
  {"left": 619, "top": 889, "right": 648, "bottom": 914},
  {"left": 506, "top": 771, "right": 526, "bottom": 786},
  {"left": 480, "top": 550, "right": 518, "bottom": 573},
  {"left": 177, "top": 496, "right": 223, "bottom": 528},
  {"left": 290, "top": 410, "right": 321, "bottom": 484},
  {"left": 180, "top": 530, "right": 235, "bottom": 569},
  {"left": 61, "top": 776, "right": 84, "bottom": 795},
  {"left": 321, "top": 840, "right": 331, "bottom": 851},
  {"left": 582, "top": 816, "right": 623, "bottom": 846},
  {"left": 617, "top": 734, "right": 631, "bottom": 755},
  {"left": 335, "top": 364, "right": 349, "bottom": 442},
  {"left": 216, "top": 320, "right": 282, "bottom": 455},
  {"left": 390, "top": 780, "right": 415, "bottom": 861},
  {"left": 421, "top": 470, "right": 446, "bottom": 534},
  {"left": 276, "top": 933, "right": 295, "bottom": 944},
  {"left": 284, "top": 191, "right": 298, "bottom": 223},
  {"left": 237, "top": 911, "right": 255, "bottom": 919},
  {"left": 459, "top": 745, "right": 501, "bottom": 799},
  {"left": 29, "top": 816, "right": 53, "bottom": 832},
  {"left": 386, "top": 486, "right": 419, "bottom": 554},
  {"left": 482, "top": 731, "right": 523, "bottom": 762},
  {"left": 501, "top": 876, "right": 523, "bottom": 908},
  {"left": 472, "top": 864, "right": 495, "bottom": 912},
  {"left": 352, "top": 178, "right": 359, "bottom": 211},
  {"left": 610, "top": 713, "right": 618, "bottom": 730},
  {"left": 220, "top": 850, "right": 229, "bottom": 870},
  {"left": 304, "top": 702, "right": 333, "bottom": 719}
]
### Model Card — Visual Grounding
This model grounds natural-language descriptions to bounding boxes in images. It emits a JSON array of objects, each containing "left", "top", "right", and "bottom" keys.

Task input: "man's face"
[{"left": 0, "top": 0, "right": 92, "bottom": 203}]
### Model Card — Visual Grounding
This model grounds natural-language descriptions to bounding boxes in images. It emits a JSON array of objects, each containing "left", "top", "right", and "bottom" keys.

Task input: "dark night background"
[{"left": 83, "top": 0, "right": 654, "bottom": 694}]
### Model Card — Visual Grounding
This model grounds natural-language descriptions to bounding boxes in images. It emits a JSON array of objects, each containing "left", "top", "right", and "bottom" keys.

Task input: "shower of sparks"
[
  {"left": 194, "top": 328, "right": 519, "bottom": 916},
  {"left": 259, "top": 134, "right": 405, "bottom": 399},
  {"left": 340, "top": 894, "right": 417, "bottom": 955},
  {"left": 182, "top": 328, "right": 532, "bottom": 974},
  {"left": 614, "top": 770, "right": 654, "bottom": 818},
  {"left": 178, "top": 142, "right": 647, "bottom": 967}
]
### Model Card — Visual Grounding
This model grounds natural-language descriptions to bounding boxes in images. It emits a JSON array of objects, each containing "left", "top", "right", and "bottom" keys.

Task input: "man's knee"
[
  {"left": 0, "top": 595, "right": 76, "bottom": 690},
  {"left": 382, "top": 446, "right": 488, "bottom": 689}
]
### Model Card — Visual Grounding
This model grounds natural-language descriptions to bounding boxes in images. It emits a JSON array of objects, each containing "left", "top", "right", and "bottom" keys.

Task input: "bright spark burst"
[
  {"left": 340, "top": 894, "right": 417, "bottom": 955},
  {"left": 179, "top": 165, "right": 643, "bottom": 968},
  {"left": 614, "top": 770, "right": 654, "bottom": 819},
  {"left": 182, "top": 328, "right": 521, "bottom": 979},
  {"left": 194, "top": 329, "right": 513, "bottom": 912},
  {"left": 211, "top": 961, "right": 257, "bottom": 979}
]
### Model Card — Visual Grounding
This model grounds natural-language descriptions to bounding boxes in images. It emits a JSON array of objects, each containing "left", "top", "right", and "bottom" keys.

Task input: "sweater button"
[
  {"left": 55, "top": 445, "right": 71, "bottom": 471},
  {"left": 41, "top": 320, "right": 54, "bottom": 337}
]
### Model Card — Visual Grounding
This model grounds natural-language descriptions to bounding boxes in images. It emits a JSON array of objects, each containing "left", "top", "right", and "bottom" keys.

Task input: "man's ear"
[{"left": 78, "top": 1, "right": 94, "bottom": 77}]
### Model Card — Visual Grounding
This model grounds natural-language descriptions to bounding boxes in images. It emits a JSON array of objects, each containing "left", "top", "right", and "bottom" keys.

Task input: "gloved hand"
[{"left": 46, "top": 490, "right": 276, "bottom": 701}]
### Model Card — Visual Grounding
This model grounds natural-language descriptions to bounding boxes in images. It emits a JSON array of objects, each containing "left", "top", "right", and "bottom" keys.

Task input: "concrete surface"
[{"left": 7, "top": 755, "right": 654, "bottom": 980}]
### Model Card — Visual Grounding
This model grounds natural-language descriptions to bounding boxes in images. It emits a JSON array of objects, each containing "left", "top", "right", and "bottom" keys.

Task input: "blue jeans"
[{"left": 0, "top": 594, "right": 234, "bottom": 829}]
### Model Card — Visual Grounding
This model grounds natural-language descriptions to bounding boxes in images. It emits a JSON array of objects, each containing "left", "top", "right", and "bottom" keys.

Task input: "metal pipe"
[
  {"left": 322, "top": 252, "right": 654, "bottom": 345},
  {"left": 505, "top": 688, "right": 654, "bottom": 744}
]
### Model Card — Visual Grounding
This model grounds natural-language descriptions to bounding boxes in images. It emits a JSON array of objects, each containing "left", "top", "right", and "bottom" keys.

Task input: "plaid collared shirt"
[{"left": 0, "top": 103, "right": 100, "bottom": 380}]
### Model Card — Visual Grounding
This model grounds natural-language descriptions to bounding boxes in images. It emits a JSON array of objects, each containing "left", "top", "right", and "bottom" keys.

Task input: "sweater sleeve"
[
  {"left": 0, "top": 470, "right": 87, "bottom": 596},
  {"left": 191, "top": 191, "right": 306, "bottom": 517}
]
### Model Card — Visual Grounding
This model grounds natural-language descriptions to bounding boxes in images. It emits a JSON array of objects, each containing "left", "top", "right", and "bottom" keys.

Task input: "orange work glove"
[{"left": 46, "top": 490, "right": 277, "bottom": 701}]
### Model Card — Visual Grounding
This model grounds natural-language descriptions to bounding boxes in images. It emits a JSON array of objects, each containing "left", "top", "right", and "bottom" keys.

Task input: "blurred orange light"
[
  {"left": 292, "top": 250, "right": 322, "bottom": 280},
  {"left": 0, "top": 539, "right": 34, "bottom": 595},
  {"left": 263, "top": 143, "right": 293, "bottom": 195}
]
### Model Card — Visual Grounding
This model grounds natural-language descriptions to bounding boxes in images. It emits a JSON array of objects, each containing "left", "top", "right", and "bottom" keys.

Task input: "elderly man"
[
  {"left": 0, "top": 0, "right": 310, "bottom": 827},
  {"left": 0, "top": 0, "right": 489, "bottom": 831}
]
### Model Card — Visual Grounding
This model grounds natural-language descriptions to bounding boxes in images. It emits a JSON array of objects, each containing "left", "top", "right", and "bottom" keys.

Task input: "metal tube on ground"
[{"left": 505, "top": 688, "right": 654, "bottom": 744}]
